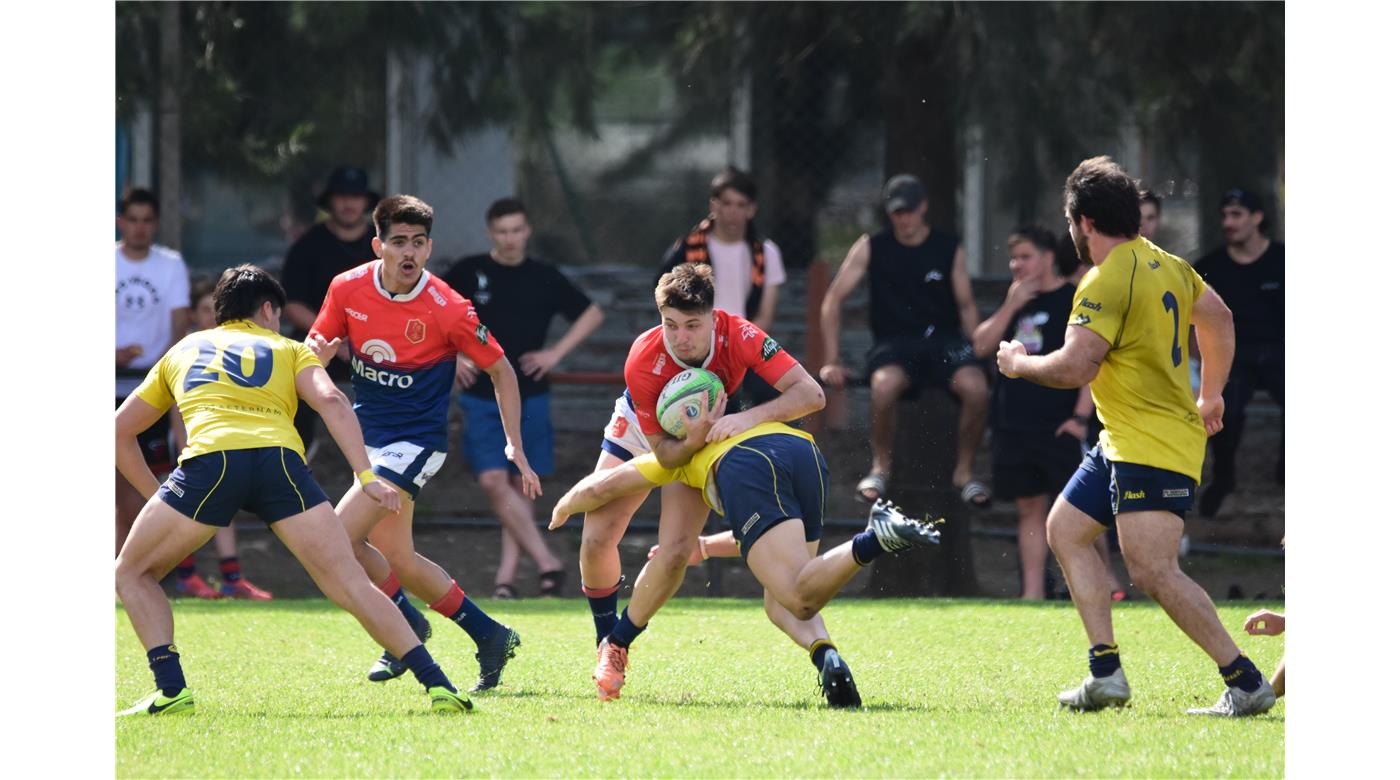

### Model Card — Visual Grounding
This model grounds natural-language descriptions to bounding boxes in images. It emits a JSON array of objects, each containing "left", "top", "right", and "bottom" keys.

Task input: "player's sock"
[
  {"left": 607, "top": 606, "right": 646, "bottom": 649},
  {"left": 175, "top": 556, "right": 197, "bottom": 580},
  {"left": 377, "top": 573, "right": 430, "bottom": 633},
  {"left": 850, "top": 530, "right": 886, "bottom": 566},
  {"left": 808, "top": 639, "right": 837, "bottom": 670},
  {"left": 147, "top": 644, "right": 187, "bottom": 697},
  {"left": 429, "top": 580, "right": 503, "bottom": 646},
  {"left": 218, "top": 557, "right": 242, "bottom": 584},
  {"left": 1219, "top": 654, "right": 1264, "bottom": 692},
  {"left": 583, "top": 578, "right": 623, "bottom": 645},
  {"left": 401, "top": 644, "right": 454, "bottom": 693},
  {"left": 1088, "top": 643, "right": 1122, "bottom": 678}
]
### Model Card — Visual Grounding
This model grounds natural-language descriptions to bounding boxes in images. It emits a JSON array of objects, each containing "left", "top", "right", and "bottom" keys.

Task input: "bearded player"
[{"left": 309, "top": 194, "right": 538, "bottom": 692}]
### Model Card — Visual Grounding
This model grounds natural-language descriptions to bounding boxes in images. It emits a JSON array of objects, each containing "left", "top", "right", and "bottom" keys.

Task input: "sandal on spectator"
[
  {"left": 538, "top": 569, "right": 567, "bottom": 597},
  {"left": 957, "top": 480, "right": 992, "bottom": 509},
  {"left": 492, "top": 583, "right": 518, "bottom": 600},
  {"left": 856, "top": 472, "right": 888, "bottom": 504}
]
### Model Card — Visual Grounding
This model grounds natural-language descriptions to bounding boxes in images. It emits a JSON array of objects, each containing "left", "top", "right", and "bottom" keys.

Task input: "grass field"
[{"left": 116, "top": 598, "right": 1285, "bottom": 777}]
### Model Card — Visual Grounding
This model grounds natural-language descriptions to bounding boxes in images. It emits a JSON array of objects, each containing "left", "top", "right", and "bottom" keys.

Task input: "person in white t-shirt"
[
  {"left": 656, "top": 166, "right": 788, "bottom": 409},
  {"left": 116, "top": 189, "right": 191, "bottom": 555}
]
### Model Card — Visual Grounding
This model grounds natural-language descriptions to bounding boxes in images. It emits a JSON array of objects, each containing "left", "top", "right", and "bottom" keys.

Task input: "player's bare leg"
[
  {"left": 948, "top": 364, "right": 989, "bottom": 490},
  {"left": 115, "top": 500, "right": 219, "bottom": 649},
  {"left": 579, "top": 451, "right": 651, "bottom": 591},
  {"left": 864, "top": 365, "right": 910, "bottom": 500},
  {"left": 1015, "top": 494, "right": 1051, "bottom": 599},
  {"left": 1045, "top": 496, "right": 1115, "bottom": 646},
  {"left": 620, "top": 481, "right": 710, "bottom": 627},
  {"left": 745, "top": 523, "right": 864, "bottom": 620},
  {"left": 1115, "top": 510, "right": 1240, "bottom": 665},
  {"left": 115, "top": 469, "right": 147, "bottom": 557},
  {"left": 764, "top": 587, "right": 829, "bottom": 648}
]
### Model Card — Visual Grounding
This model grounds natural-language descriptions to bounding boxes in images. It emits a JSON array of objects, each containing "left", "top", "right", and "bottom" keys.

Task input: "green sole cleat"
[
  {"left": 428, "top": 685, "right": 474, "bottom": 713},
  {"left": 117, "top": 687, "right": 194, "bottom": 717}
]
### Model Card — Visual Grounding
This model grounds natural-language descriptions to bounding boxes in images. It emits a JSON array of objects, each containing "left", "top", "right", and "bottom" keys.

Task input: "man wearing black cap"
[
  {"left": 281, "top": 165, "right": 381, "bottom": 448},
  {"left": 1193, "top": 189, "right": 1284, "bottom": 517},
  {"left": 819, "top": 174, "right": 991, "bottom": 507}
]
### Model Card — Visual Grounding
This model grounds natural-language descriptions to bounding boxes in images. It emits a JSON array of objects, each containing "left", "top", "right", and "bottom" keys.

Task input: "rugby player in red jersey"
[
  {"left": 310, "top": 194, "right": 538, "bottom": 692},
  {"left": 570, "top": 263, "right": 829, "bottom": 700}
]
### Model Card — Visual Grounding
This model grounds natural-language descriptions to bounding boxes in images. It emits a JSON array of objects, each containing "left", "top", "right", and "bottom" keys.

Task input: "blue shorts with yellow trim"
[
  {"left": 712, "top": 433, "right": 828, "bottom": 560},
  {"left": 156, "top": 447, "right": 330, "bottom": 527},
  {"left": 1061, "top": 443, "right": 1197, "bottom": 527}
]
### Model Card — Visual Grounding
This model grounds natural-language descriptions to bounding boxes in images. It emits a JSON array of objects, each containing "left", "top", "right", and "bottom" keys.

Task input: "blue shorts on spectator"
[{"left": 458, "top": 392, "right": 555, "bottom": 477}]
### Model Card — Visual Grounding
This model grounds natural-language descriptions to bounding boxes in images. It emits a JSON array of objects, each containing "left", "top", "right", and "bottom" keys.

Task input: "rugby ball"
[{"left": 657, "top": 368, "right": 724, "bottom": 439}]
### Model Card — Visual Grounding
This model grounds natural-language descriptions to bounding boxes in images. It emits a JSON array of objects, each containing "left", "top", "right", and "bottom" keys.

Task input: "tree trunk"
[{"left": 158, "top": 2, "right": 182, "bottom": 249}]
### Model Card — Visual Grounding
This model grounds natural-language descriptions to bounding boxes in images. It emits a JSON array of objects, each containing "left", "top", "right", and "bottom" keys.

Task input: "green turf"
[{"left": 116, "top": 598, "right": 1284, "bottom": 778}]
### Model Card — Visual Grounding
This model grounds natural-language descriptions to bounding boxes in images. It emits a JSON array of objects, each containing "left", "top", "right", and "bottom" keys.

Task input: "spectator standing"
[
  {"left": 116, "top": 189, "right": 190, "bottom": 555},
  {"left": 820, "top": 174, "right": 991, "bottom": 506},
  {"left": 1193, "top": 189, "right": 1284, "bottom": 517},
  {"left": 656, "top": 166, "right": 788, "bottom": 410},
  {"left": 166, "top": 276, "right": 275, "bottom": 600},
  {"left": 972, "top": 227, "right": 1100, "bottom": 600},
  {"left": 1139, "top": 189, "right": 1162, "bottom": 242},
  {"left": 281, "top": 165, "right": 380, "bottom": 450},
  {"left": 443, "top": 198, "right": 605, "bottom": 598}
]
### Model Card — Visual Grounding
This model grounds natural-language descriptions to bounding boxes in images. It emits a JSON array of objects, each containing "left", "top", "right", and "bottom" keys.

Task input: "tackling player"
[
  {"left": 996, "top": 156, "right": 1273, "bottom": 717},
  {"left": 309, "top": 195, "right": 537, "bottom": 692},
  {"left": 551, "top": 414, "right": 943, "bottom": 706},
  {"left": 115, "top": 265, "right": 474, "bottom": 716}
]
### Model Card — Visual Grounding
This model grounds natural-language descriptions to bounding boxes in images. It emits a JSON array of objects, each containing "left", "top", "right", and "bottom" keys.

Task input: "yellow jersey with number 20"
[
  {"left": 1067, "top": 237, "right": 1208, "bottom": 482},
  {"left": 133, "top": 319, "right": 322, "bottom": 464}
]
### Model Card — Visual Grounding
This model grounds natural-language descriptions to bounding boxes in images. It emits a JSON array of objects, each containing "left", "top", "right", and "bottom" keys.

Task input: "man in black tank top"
[
  {"left": 972, "top": 227, "right": 1124, "bottom": 600},
  {"left": 820, "top": 175, "right": 991, "bottom": 506}
]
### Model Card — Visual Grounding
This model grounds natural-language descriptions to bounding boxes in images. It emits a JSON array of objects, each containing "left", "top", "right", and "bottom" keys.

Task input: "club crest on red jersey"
[{"left": 405, "top": 318, "right": 426, "bottom": 344}]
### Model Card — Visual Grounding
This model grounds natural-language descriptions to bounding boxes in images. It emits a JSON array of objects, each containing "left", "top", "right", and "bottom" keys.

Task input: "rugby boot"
[
  {"left": 819, "top": 650, "right": 862, "bottom": 709},
  {"left": 1058, "top": 668, "right": 1131, "bottom": 711},
  {"left": 221, "top": 579, "right": 273, "bottom": 600},
  {"left": 867, "top": 499, "right": 943, "bottom": 553},
  {"left": 469, "top": 625, "right": 522, "bottom": 692},
  {"left": 593, "top": 639, "right": 629, "bottom": 702},
  {"left": 367, "top": 609, "right": 434, "bottom": 682},
  {"left": 174, "top": 574, "right": 222, "bottom": 600},
  {"left": 1187, "top": 684, "right": 1276, "bottom": 717},
  {"left": 117, "top": 687, "right": 194, "bottom": 717},
  {"left": 427, "top": 685, "right": 474, "bottom": 714}
]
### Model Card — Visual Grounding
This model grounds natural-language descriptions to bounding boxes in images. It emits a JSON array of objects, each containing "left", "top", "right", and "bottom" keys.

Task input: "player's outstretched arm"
[
  {"left": 116, "top": 395, "right": 169, "bottom": 500},
  {"left": 294, "top": 365, "right": 401, "bottom": 513},
  {"left": 482, "top": 357, "right": 541, "bottom": 498},
  {"left": 706, "top": 364, "right": 825, "bottom": 442},
  {"left": 1189, "top": 286, "right": 1235, "bottom": 436},
  {"left": 818, "top": 234, "right": 871, "bottom": 389},
  {"left": 998, "top": 325, "right": 1109, "bottom": 389},
  {"left": 648, "top": 531, "right": 740, "bottom": 565},
  {"left": 549, "top": 463, "right": 656, "bottom": 529}
]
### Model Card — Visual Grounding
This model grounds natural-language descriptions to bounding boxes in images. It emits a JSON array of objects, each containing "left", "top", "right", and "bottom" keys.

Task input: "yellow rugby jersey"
[
  {"left": 133, "top": 320, "right": 322, "bottom": 463},
  {"left": 1068, "top": 237, "right": 1208, "bottom": 481},
  {"left": 630, "top": 421, "right": 816, "bottom": 514}
]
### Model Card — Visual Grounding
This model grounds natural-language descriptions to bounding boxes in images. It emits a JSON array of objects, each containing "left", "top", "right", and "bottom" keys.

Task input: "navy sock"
[
  {"left": 1088, "top": 643, "right": 1122, "bottom": 678},
  {"left": 607, "top": 606, "right": 646, "bottom": 649},
  {"left": 809, "top": 639, "right": 837, "bottom": 670},
  {"left": 401, "top": 644, "right": 453, "bottom": 693},
  {"left": 586, "top": 579, "right": 623, "bottom": 645},
  {"left": 851, "top": 530, "right": 885, "bottom": 566},
  {"left": 147, "top": 644, "right": 187, "bottom": 697},
  {"left": 390, "top": 588, "right": 431, "bottom": 637},
  {"left": 175, "top": 556, "right": 197, "bottom": 580},
  {"left": 1219, "top": 654, "right": 1264, "bottom": 692},
  {"left": 449, "top": 596, "right": 503, "bottom": 646}
]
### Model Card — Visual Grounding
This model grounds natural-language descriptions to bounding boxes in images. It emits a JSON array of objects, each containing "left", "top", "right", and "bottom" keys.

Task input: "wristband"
[
  {"left": 698, "top": 537, "right": 710, "bottom": 561},
  {"left": 357, "top": 469, "right": 377, "bottom": 487},
  {"left": 1072, "top": 415, "right": 1091, "bottom": 426}
]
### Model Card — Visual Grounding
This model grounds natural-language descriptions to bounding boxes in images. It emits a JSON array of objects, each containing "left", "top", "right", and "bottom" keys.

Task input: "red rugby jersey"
[{"left": 623, "top": 309, "right": 798, "bottom": 437}]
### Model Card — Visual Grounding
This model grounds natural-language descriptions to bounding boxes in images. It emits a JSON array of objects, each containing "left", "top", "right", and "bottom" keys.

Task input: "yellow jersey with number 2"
[
  {"left": 1067, "top": 237, "right": 1208, "bottom": 482},
  {"left": 133, "top": 319, "right": 322, "bottom": 464}
]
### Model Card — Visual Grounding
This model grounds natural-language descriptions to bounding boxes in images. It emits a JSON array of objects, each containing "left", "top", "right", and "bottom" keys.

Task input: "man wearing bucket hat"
[{"left": 281, "top": 165, "right": 382, "bottom": 450}]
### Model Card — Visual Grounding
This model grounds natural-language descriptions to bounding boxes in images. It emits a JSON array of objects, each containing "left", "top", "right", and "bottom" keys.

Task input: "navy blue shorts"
[
  {"left": 712, "top": 434, "right": 828, "bottom": 560},
  {"left": 156, "top": 447, "right": 330, "bottom": 527},
  {"left": 1061, "top": 443, "right": 1197, "bottom": 526},
  {"left": 458, "top": 392, "right": 555, "bottom": 477}
]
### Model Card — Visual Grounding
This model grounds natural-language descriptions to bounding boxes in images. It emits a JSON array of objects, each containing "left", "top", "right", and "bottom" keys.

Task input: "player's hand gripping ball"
[{"left": 657, "top": 368, "right": 725, "bottom": 439}]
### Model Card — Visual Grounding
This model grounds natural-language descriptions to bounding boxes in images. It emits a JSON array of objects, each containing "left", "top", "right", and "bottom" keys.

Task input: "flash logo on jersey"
[{"left": 761, "top": 337, "right": 781, "bottom": 361}]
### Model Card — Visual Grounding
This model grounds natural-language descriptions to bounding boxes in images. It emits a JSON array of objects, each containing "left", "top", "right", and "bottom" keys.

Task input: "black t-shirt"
[
  {"left": 1193, "top": 241, "right": 1284, "bottom": 347},
  {"left": 441, "top": 254, "right": 593, "bottom": 399},
  {"left": 992, "top": 282, "right": 1079, "bottom": 432},
  {"left": 281, "top": 222, "right": 375, "bottom": 382},
  {"left": 867, "top": 228, "right": 963, "bottom": 341}
]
